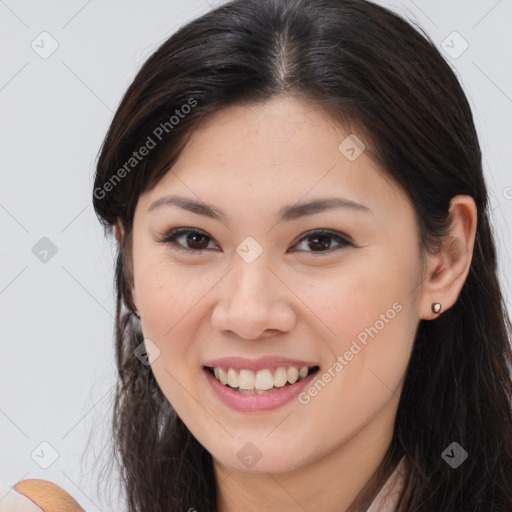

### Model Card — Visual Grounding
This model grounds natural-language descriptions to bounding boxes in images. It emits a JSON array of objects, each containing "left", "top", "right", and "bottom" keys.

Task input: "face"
[{"left": 128, "top": 95, "right": 425, "bottom": 474}]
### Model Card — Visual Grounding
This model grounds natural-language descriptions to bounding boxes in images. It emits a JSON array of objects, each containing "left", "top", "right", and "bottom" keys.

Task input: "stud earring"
[{"left": 431, "top": 302, "right": 442, "bottom": 314}]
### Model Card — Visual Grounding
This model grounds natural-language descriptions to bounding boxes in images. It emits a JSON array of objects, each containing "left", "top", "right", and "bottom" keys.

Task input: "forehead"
[{"left": 139, "top": 96, "right": 414, "bottom": 226}]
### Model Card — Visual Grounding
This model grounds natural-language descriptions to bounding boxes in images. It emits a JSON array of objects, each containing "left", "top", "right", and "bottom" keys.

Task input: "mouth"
[{"left": 203, "top": 364, "right": 320, "bottom": 394}]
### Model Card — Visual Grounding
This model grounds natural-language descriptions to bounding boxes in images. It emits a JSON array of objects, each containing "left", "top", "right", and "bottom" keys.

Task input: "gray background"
[{"left": 1, "top": 1, "right": 511, "bottom": 511}]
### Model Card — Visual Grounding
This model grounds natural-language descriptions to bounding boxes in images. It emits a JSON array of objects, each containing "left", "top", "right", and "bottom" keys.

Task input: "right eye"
[{"left": 159, "top": 227, "right": 220, "bottom": 254}]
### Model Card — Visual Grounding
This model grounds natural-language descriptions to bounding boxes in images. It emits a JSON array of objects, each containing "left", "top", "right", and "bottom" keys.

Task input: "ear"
[
  {"left": 418, "top": 195, "right": 477, "bottom": 320},
  {"left": 114, "top": 219, "right": 124, "bottom": 244},
  {"left": 113, "top": 219, "right": 140, "bottom": 315},
  {"left": 132, "top": 284, "right": 139, "bottom": 314}
]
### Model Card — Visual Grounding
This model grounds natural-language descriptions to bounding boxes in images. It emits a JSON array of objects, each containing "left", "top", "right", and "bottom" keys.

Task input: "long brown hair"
[{"left": 92, "top": 0, "right": 512, "bottom": 510}]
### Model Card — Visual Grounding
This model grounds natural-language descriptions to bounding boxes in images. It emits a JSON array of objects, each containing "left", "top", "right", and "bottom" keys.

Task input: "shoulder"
[
  {"left": 0, "top": 482, "right": 43, "bottom": 512},
  {"left": 0, "top": 480, "right": 85, "bottom": 512}
]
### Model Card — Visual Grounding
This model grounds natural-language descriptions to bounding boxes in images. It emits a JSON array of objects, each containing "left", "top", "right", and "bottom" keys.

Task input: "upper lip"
[{"left": 203, "top": 356, "right": 320, "bottom": 371}]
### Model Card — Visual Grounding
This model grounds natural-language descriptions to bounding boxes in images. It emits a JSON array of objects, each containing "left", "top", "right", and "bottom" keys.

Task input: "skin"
[{"left": 115, "top": 95, "right": 477, "bottom": 512}]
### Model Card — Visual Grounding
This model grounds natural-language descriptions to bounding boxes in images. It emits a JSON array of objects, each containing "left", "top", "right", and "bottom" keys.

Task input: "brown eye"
[
  {"left": 159, "top": 227, "right": 353, "bottom": 256},
  {"left": 291, "top": 229, "right": 353, "bottom": 254},
  {"left": 160, "top": 228, "right": 218, "bottom": 253}
]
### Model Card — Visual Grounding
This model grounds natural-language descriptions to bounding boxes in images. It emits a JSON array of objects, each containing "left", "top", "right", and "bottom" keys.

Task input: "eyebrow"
[{"left": 147, "top": 194, "right": 371, "bottom": 223}]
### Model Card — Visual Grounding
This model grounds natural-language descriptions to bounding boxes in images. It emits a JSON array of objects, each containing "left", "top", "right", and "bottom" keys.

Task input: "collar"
[{"left": 366, "top": 457, "right": 406, "bottom": 512}]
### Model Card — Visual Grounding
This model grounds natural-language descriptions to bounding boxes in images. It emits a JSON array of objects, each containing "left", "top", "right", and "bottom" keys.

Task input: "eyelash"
[{"left": 158, "top": 227, "right": 354, "bottom": 255}]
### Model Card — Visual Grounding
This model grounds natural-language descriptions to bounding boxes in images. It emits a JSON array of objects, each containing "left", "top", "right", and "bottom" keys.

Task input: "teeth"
[
  {"left": 238, "top": 369, "right": 255, "bottom": 390},
  {"left": 218, "top": 367, "right": 228, "bottom": 385},
  {"left": 210, "top": 365, "right": 312, "bottom": 391},
  {"left": 274, "top": 367, "right": 287, "bottom": 387},
  {"left": 254, "top": 369, "right": 274, "bottom": 390},
  {"left": 287, "top": 367, "right": 299, "bottom": 384},
  {"left": 227, "top": 368, "right": 238, "bottom": 388}
]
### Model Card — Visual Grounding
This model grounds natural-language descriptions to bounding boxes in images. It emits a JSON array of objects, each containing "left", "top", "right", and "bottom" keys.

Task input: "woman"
[{"left": 90, "top": 0, "right": 512, "bottom": 510}]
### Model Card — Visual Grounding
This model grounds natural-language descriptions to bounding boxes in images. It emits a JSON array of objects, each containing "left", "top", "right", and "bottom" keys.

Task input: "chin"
[{"left": 206, "top": 434, "right": 316, "bottom": 474}]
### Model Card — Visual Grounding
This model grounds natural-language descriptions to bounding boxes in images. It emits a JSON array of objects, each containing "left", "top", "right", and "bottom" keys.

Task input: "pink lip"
[
  {"left": 203, "top": 356, "right": 319, "bottom": 371},
  {"left": 203, "top": 367, "right": 318, "bottom": 412}
]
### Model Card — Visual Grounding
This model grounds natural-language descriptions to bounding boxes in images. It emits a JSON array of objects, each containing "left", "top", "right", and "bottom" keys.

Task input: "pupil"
[
  {"left": 309, "top": 234, "right": 330, "bottom": 251},
  {"left": 189, "top": 233, "right": 208, "bottom": 249}
]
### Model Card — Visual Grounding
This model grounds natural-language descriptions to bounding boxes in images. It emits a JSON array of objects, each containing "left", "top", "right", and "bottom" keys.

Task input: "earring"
[{"left": 431, "top": 302, "right": 442, "bottom": 314}]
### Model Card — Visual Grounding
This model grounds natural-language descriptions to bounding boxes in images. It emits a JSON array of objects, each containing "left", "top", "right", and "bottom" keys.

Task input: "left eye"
[
  {"left": 292, "top": 229, "right": 353, "bottom": 253},
  {"left": 159, "top": 228, "right": 353, "bottom": 254}
]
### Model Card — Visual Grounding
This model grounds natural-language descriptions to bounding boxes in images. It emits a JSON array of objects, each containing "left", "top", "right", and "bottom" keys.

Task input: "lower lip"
[{"left": 203, "top": 368, "right": 317, "bottom": 412}]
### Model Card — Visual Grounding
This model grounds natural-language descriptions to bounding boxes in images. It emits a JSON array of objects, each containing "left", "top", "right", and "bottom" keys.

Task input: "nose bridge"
[
  {"left": 231, "top": 246, "right": 274, "bottom": 307},
  {"left": 211, "top": 244, "right": 294, "bottom": 339}
]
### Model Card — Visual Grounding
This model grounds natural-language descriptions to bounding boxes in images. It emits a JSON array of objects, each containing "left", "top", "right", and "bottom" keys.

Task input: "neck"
[{"left": 214, "top": 397, "right": 400, "bottom": 512}]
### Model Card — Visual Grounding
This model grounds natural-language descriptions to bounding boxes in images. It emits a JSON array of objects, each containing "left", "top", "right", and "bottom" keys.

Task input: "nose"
[{"left": 210, "top": 254, "right": 296, "bottom": 340}]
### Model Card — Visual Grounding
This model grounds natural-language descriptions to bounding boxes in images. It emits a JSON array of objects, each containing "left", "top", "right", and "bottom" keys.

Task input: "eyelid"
[
  {"left": 158, "top": 227, "right": 355, "bottom": 254},
  {"left": 158, "top": 227, "right": 219, "bottom": 254},
  {"left": 290, "top": 228, "right": 355, "bottom": 248}
]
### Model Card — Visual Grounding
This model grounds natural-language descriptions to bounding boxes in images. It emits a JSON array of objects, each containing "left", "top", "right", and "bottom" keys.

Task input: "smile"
[
  {"left": 205, "top": 365, "right": 319, "bottom": 393},
  {"left": 202, "top": 356, "right": 320, "bottom": 411}
]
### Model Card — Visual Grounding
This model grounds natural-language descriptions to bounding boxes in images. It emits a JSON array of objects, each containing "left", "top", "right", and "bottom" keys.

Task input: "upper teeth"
[{"left": 212, "top": 366, "right": 309, "bottom": 390}]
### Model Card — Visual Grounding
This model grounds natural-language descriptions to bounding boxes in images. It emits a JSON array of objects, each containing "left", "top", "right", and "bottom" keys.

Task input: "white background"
[{"left": 1, "top": 1, "right": 511, "bottom": 511}]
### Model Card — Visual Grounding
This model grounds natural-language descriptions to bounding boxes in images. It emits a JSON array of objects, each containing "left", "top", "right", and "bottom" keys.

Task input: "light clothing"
[
  {"left": 0, "top": 460, "right": 407, "bottom": 512},
  {"left": 0, "top": 484, "right": 42, "bottom": 512},
  {"left": 366, "top": 457, "right": 406, "bottom": 512}
]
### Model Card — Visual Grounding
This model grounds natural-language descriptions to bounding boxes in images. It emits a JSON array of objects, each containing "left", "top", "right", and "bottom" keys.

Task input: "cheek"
[
  {"left": 136, "top": 257, "right": 209, "bottom": 338},
  {"left": 135, "top": 262, "right": 208, "bottom": 412},
  {"left": 298, "top": 249, "right": 416, "bottom": 375},
  {"left": 134, "top": 258, "right": 219, "bottom": 397},
  {"left": 299, "top": 248, "right": 416, "bottom": 344},
  {"left": 294, "top": 249, "right": 419, "bottom": 426}
]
